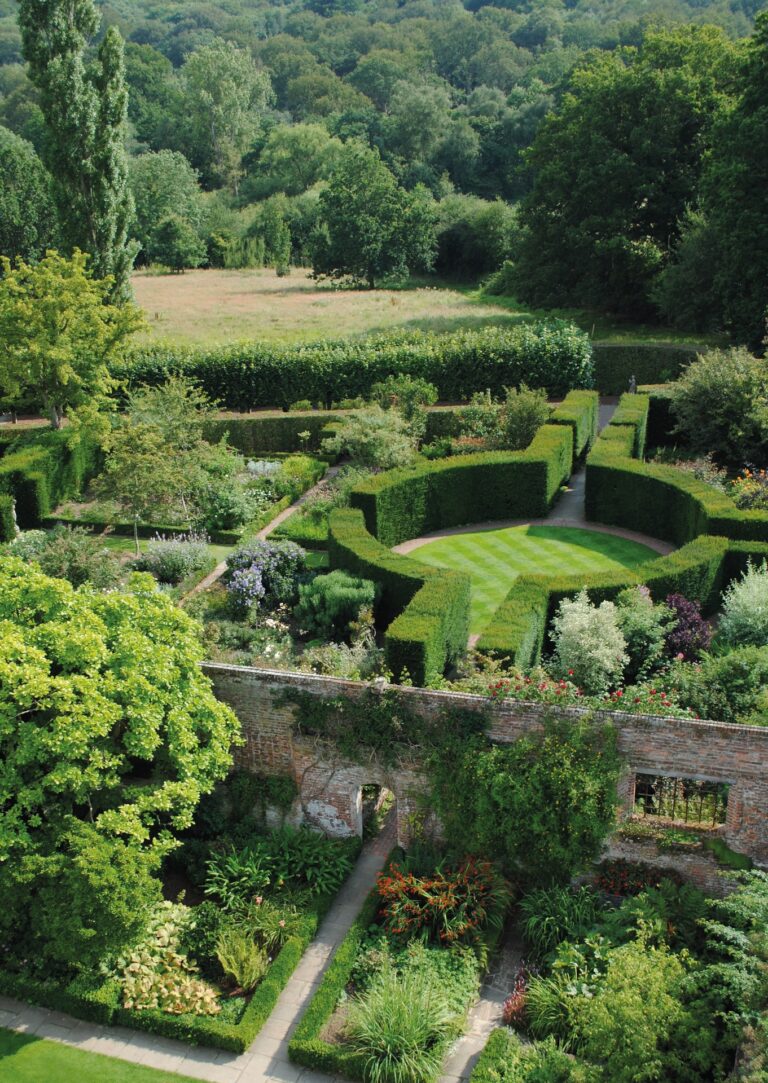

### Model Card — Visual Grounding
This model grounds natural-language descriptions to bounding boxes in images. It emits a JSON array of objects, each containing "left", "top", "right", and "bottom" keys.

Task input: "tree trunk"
[
  {"left": 50, "top": 405, "right": 63, "bottom": 429},
  {"left": 133, "top": 515, "right": 140, "bottom": 558}
]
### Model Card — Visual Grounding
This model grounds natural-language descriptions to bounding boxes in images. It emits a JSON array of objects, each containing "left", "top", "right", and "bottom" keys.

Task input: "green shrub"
[
  {"left": 470, "top": 1029, "right": 590, "bottom": 1083},
  {"left": 132, "top": 531, "right": 211, "bottom": 584},
  {"left": 519, "top": 886, "right": 602, "bottom": 960},
  {"left": 551, "top": 590, "right": 628, "bottom": 695},
  {"left": 121, "top": 322, "right": 594, "bottom": 410},
  {"left": 8, "top": 524, "right": 121, "bottom": 588},
  {"left": 615, "top": 587, "right": 674, "bottom": 683},
  {"left": 295, "top": 569, "right": 377, "bottom": 642},
  {"left": 0, "top": 428, "right": 100, "bottom": 530},
  {"left": 323, "top": 406, "right": 418, "bottom": 469},
  {"left": 549, "top": 390, "right": 599, "bottom": 457},
  {"left": 0, "top": 494, "right": 14, "bottom": 543}
]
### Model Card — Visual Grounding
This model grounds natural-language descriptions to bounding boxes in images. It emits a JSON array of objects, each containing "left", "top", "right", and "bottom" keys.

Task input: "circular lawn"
[{"left": 410, "top": 524, "right": 659, "bottom": 637}]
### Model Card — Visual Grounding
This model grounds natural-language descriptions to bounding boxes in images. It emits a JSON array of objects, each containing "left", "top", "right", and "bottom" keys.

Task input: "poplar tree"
[{"left": 18, "top": 1, "right": 136, "bottom": 297}]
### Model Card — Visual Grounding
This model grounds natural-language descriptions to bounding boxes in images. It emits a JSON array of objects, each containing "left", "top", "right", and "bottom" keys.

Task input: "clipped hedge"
[
  {"left": 0, "top": 428, "right": 101, "bottom": 538},
  {"left": 351, "top": 422, "right": 574, "bottom": 549},
  {"left": 328, "top": 509, "right": 469, "bottom": 684},
  {"left": 120, "top": 322, "right": 594, "bottom": 411},
  {"left": 549, "top": 390, "right": 599, "bottom": 458},
  {"left": 477, "top": 535, "right": 730, "bottom": 667},
  {"left": 638, "top": 383, "right": 676, "bottom": 448},
  {"left": 592, "top": 343, "right": 702, "bottom": 395},
  {"left": 0, "top": 969, "right": 120, "bottom": 1026},
  {"left": 585, "top": 395, "right": 768, "bottom": 546}
]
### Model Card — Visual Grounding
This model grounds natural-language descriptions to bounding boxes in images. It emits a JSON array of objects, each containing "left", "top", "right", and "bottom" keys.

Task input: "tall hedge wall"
[
  {"left": 592, "top": 343, "right": 702, "bottom": 395},
  {"left": 0, "top": 429, "right": 101, "bottom": 539},
  {"left": 351, "top": 422, "right": 574, "bottom": 548},
  {"left": 585, "top": 395, "right": 768, "bottom": 546},
  {"left": 119, "top": 322, "right": 593, "bottom": 410}
]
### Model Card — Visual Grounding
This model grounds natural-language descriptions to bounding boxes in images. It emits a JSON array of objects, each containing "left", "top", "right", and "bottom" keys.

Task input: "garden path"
[
  {"left": 0, "top": 817, "right": 395, "bottom": 1083},
  {"left": 181, "top": 464, "right": 341, "bottom": 606},
  {"left": 440, "top": 929, "right": 525, "bottom": 1082}
]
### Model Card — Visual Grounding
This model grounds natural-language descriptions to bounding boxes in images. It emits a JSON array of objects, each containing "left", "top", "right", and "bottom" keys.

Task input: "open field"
[
  {"left": 413, "top": 524, "right": 658, "bottom": 635},
  {"left": 0, "top": 1029, "right": 199, "bottom": 1083},
  {"left": 132, "top": 268, "right": 720, "bottom": 348}
]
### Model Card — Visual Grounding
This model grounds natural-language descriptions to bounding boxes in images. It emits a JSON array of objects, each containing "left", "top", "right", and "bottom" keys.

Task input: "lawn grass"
[
  {"left": 132, "top": 268, "right": 718, "bottom": 348},
  {"left": 0, "top": 1028, "right": 199, "bottom": 1083},
  {"left": 413, "top": 525, "right": 658, "bottom": 635}
]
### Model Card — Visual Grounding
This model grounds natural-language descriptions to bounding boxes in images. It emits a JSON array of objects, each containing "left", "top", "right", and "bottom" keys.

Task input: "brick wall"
[{"left": 203, "top": 663, "right": 768, "bottom": 865}]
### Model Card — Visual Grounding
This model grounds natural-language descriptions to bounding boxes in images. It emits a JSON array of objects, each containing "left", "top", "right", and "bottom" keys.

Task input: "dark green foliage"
[
  {"left": 294, "top": 569, "right": 376, "bottom": 643},
  {"left": 9, "top": 524, "right": 121, "bottom": 588},
  {"left": 204, "top": 414, "right": 342, "bottom": 456},
  {"left": 476, "top": 578, "right": 549, "bottom": 669},
  {"left": 120, "top": 322, "right": 594, "bottom": 411},
  {"left": 549, "top": 391, "right": 599, "bottom": 458},
  {"left": 152, "top": 214, "right": 207, "bottom": 271},
  {"left": 0, "top": 428, "right": 101, "bottom": 530},
  {"left": 430, "top": 717, "right": 622, "bottom": 885},
  {"left": 0, "top": 493, "right": 15, "bottom": 543},
  {"left": 592, "top": 345, "right": 696, "bottom": 396},
  {"left": 519, "top": 885, "right": 603, "bottom": 960},
  {"left": 0, "top": 124, "right": 57, "bottom": 261},
  {"left": 668, "top": 646, "right": 768, "bottom": 725},
  {"left": 609, "top": 393, "right": 649, "bottom": 457}
]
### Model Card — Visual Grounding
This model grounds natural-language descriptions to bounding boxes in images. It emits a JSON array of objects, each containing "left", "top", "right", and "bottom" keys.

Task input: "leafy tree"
[
  {"left": 124, "top": 42, "right": 185, "bottom": 154},
  {"left": 431, "top": 717, "right": 621, "bottom": 885},
  {"left": 182, "top": 38, "right": 273, "bottom": 191},
  {"left": 313, "top": 141, "right": 436, "bottom": 287},
  {"left": 18, "top": 1, "right": 136, "bottom": 296},
  {"left": 512, "top": 27, "right": 739, "bottom": 317},
  {"left": 129, "top": 150, "right": 204, "bottom": 263},
  {"left": 152, "top": 214, "right": 207, "bottom": 272},
  {"left": 700, "top": 13, "right": 768, "bottom": 348},
  {"left": 0, "top": 250, "right": 142, "bottom": 428},
  {"left": 245, "top": 122, "right": 342, "bottom": 198},
  {"left": 0, "top": 555, "right": 239, "bottom": 967},
  {"left": 260, "top": 194, "right": 292, "bottom": 275},
  {"left": 0, "top": 124, "right": 56, "bottom": 261},
  {"left": 384, "top": 79, "right": 453, "bottom": 163},
  {"left": 125, "top": 375, "right": 216, "bottom": 450}
]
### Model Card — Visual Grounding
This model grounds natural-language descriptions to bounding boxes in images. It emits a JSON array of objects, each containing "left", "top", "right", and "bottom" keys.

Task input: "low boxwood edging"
[{"left": 1, "top": 839, "right": 362, "bottom": 1054}]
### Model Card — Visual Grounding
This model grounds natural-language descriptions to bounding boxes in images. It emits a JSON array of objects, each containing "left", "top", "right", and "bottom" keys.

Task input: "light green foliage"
[
  {"left": 574, "top": 938, "right": 686, "bottom": 1083},
  {"left": 313, "top": 141, "right": 436, "bottom": 288},
  {"left": 0, "top": 555, "right": 239, "bottom": 963},
  {"left": 116, "top": 902, "right": 221, "bottom": 1015},
  {"left": 431, "top": 718, "right": 621, "bottom": 885},
  {"left": 18, "top": 2, "right": 135, "bottom": 295},
  {"left": 246, "top": 122, "right": 341, "bottom": 199},
  {"left": 126, "top": 375, "right": 215, "bottom": 449},
  {"left": 0, "top": 249, "right": 142, "bottom": 427},
  {"left": 669, "top": 347, "right": 768, "bottom": 465},
  {"left": 130, "top": 150, "right": 204, "bottom": 265},
  {"left": 347, "top": 964, "right": 458, "bottom": 1083},
  {"left": 259, "top": 193, "right": 292, "bottom": 274},
  {"left": 666, "top": 647, "right": 768, "bottom": 725},
  {"left": 551, "top": 590, "right": 628, "bottom": 695},
  {"left": 182, "top": 38, "right": 273, "bottom": 191},
  {"left": 152, "top": 214, "right": 207, "bottom": 272},
  {"left": 471, "top": 1029, "right": 593, "bottom": 1083},
  {"left": 456, "top": 385, "right": 549, "bottom": 452},
  {"left": 243, "top": 898, "right": 303, "bottom": 951},
  {"left": 323, "top": 406, "right": 418, "bottom": 469},
  {"left": 0, "top": 124, "right": 56, "bottom": 261},
  {"left": 294, "top": 569, "right": 376, "bottom": 643},
  {"left": 214, "top": 927, "right": 269, "bottom": 992},
  {"left": 9, "top": 525, "right": 121, "bottom": 589},
  {"left": 719, "top": 561, "right": 768, "bottom": 648},
  {"left": 369, "top": 374, "right": 438, "bottom": 443},
  {"left": 615, "top": 586, "right": 674, "bottom": 683}
]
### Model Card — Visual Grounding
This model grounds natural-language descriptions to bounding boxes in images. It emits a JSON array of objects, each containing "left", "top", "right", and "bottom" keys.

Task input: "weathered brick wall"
[
  {"left": 203, "top": 663, "right": 768, "bottom": 864},
  {"left": 601, "top": 835, "right": 740, "bottom": 898}
]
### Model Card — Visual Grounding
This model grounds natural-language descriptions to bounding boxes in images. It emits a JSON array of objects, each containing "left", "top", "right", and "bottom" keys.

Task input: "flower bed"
[{"left": 289, "top": 852, "right": 509, "bottom": 1082}]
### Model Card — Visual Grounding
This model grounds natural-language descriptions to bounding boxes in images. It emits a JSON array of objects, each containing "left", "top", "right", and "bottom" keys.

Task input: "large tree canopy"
[
  {"left": 0, "top": 123, "right": 56, "bottom": 261},
  {"left": 512, "top": 26, "right": 739, "bottom": 318}
]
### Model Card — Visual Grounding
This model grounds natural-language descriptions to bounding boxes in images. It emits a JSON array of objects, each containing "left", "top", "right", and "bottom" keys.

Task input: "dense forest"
[{"left": 0, "top": 0, "right": 766, "bottom": 342}]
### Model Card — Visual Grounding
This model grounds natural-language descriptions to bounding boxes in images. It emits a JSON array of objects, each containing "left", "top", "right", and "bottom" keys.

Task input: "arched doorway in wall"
[{"left": 357, "top": 783, "right": 396, "bottom": 840}]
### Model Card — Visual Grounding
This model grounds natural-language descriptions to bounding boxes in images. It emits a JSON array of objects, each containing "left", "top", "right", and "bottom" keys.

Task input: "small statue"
[{"left": 628, "top": 374, "right": 637, "bottom": 394}]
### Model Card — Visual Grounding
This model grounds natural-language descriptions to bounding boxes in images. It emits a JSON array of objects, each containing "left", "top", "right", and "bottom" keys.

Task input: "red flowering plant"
[
  {"left": 603, "top": 683, "right": 698, "bottom": 719},
  {"left": 502, "top": 960, "right": 539, "bottom": 1027},
  {"left": 488, "top": 668, "right": 584, "bottom": 705},
  {"left": 376, "top": 856, "right": 511, "bottom": 946},
  {"left": 594, "top": 859, "right": 675, "bottom": 897}
]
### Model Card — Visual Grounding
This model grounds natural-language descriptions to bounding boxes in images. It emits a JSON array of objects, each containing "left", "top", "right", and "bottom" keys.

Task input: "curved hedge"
[
  {"left": 585, "top": 394, "right": 768, "bottom": 546},
  {"left": 119, "top": 322, "right": 594, "bottom": 410},
  {"left": 328, "top": 391, "right": 598, "bottom": 683}
]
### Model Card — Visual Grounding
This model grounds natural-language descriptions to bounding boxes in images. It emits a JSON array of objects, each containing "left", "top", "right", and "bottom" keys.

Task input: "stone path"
[
  {"left": 440, "top": 927, "right": 524, "bottom": 1082},
  {"left": 182, "top": 464, "right": 339, "bottom": 606},
  {"left": 0, "top": 817, "right": 395, "bottom": 1083}
]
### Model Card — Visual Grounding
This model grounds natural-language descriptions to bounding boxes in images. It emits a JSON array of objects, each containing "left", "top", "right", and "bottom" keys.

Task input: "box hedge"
[
  {"left": 592, "top": 343, "right": 702, "bottom": 395},
  {"left": 549, "top": 390, "right": 599, "bottom": 458},
  {"left": 638, "top": 383, "right": 677, "bottom": 448},
  {"left": 119, "top": 322, "right": 594, "bottom": 411}
]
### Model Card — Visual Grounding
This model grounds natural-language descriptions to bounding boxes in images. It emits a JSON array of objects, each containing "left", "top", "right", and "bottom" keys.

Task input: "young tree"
[
  {"left": 313, "top": 141, "right": 436, "bottom": 287},
  {"left": 182, "top": 38, "right": 273, "bottom": 192},
  {"left": 0, "top": 250, "right": 142, "bottom": 427},
  {"left": 261, "top": 194, "right": 292, "bottom": 275},
  {"left": 18, "top": 2, "right": 136, "bottom": 297},
  {"left": 0, "top": 124, "right": 57, "bottom": 261},
  {"left": 0, "top": 555, "right": 240, "bottom": 968}
]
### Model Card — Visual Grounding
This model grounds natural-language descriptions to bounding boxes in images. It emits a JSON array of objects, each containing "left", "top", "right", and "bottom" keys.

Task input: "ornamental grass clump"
[{"left": 346, "top": 966, "right": 457, "bottom": 1083}]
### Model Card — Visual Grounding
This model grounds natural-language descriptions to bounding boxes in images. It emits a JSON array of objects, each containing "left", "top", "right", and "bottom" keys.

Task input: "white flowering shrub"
[
  {"left": 551, "top": 590, "right": 628, "bottom": 695},
  {"left": 719, "top": 561, "right": 768, "bottom": 648}
]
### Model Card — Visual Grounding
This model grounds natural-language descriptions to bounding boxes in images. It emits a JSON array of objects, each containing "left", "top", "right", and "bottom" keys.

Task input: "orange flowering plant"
[
  {"left": 732, "top": 465, "right": 768, "bottom": 510},
  {"left": 376, "top": 856, "right": 511, "bottom": 945}
]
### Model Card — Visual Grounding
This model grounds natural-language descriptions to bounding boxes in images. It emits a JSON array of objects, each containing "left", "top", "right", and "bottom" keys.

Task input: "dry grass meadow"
[{"left": 132, "top": 267, "right": 524, "bottom": 346}]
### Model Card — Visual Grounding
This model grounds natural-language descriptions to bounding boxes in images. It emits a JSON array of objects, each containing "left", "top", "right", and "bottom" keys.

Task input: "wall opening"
[
  {"left": 359, "top": 783, "right": 395, "bottom": 839},
  {"left": 634, "top": 772, "right": 728, "bottom": 826}
]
